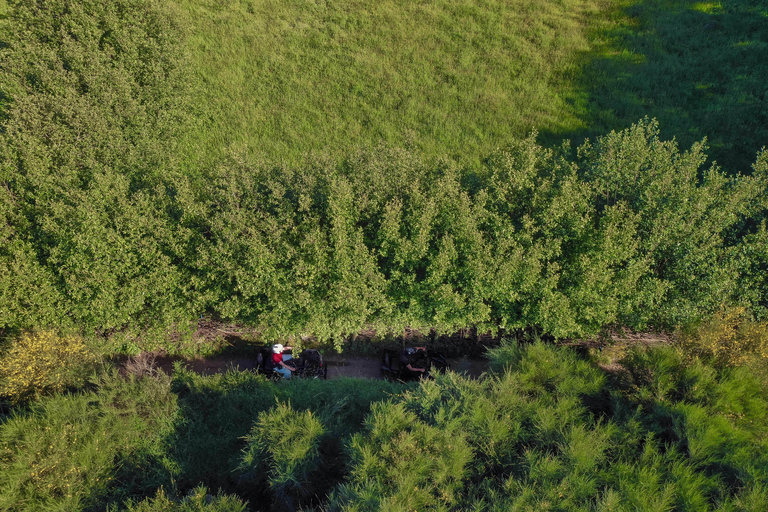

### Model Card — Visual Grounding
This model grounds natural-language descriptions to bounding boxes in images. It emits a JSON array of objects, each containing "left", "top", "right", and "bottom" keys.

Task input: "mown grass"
[
  {"left": 170, "top": 0, "right": 619, "bottom": 170},
  {"left": 168, "top": 0, "right": 766, "bottom": 173}
]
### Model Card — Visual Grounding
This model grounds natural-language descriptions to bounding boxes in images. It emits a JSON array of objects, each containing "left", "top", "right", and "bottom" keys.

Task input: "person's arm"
[
  {"left": 280, "top": 360, "right": 296, "bottom": 371},
  {"left": 406, "top": 363, "right": 426, "bottom": 373}
]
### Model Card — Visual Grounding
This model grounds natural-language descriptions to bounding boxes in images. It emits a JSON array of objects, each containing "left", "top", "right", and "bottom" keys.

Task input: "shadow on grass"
[
  {"left": 160, "top": 369, "right": 406, "bottom": 509},
  {"left": 541, "top": 0, "right": 768, "bottom": 173}
]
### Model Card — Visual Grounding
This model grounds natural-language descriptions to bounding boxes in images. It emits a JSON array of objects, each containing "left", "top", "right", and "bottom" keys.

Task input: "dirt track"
[
  {"left": 129, "top": 321, "right": 670, "bottom": 380},
  {"left": 146, "top": 353, "right": 488, "bottom": 380}
]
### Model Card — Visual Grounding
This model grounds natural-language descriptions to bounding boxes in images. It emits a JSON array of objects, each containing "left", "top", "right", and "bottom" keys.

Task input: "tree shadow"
[
  {"left": 541, "top": 0, "right": 768, "bottom": 173},
  {"left": 155, "top": 369, "right": 403, "bottom": 510}
]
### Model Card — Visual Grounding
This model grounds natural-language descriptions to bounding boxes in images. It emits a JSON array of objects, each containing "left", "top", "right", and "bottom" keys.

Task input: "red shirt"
[{"left": 272, "top": 352, "right": 283, "bottom": 365}]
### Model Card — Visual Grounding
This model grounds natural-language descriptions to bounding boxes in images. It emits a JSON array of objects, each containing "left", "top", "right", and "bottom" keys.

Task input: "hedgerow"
[{"left": 1, "top": 0, "right": 767, "bottom": 348}]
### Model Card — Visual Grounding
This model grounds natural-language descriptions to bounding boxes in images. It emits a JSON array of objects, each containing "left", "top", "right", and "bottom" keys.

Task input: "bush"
[
  {"left": 238, "top": 401, "right": 326, "bottom": 511},
  {"left": 679, "top": 307, "right": 768, "bottom": 368},
  {"left": 329, "top": 400, "right": 474, "bottom": 511},
  {"left": 0, "top": 330, "right": 99, "bottom": 404},
  {"left": 120, "top": 485, "right": 247, "bottom": 512},
  {"left": 486, "top": 338, "right": 606, "bottom": 399},
  {"left": 0, "top": 371, "right": 178, "bottom": 511}
]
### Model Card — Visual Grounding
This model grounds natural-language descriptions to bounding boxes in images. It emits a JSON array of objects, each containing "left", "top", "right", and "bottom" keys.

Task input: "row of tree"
[{"left": 1, "top": 0, "right": 766, "bottom": 346}]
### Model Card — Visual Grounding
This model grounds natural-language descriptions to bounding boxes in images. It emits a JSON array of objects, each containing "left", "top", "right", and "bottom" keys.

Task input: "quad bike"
[
  {"left": 255, "top": 347, "right": 328, "bottom": 380},
  {"left": 380, "top": 348, "right": 449, "bottom": 382}
]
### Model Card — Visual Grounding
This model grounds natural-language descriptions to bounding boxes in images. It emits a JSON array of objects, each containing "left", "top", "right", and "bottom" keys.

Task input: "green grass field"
[
  {"left": 3, "top": 0, "right": 763, "bottom": 170},
  {"left": 577, "top": 0, "right": 768, "bottom": 171},
  {"left": 170, "top": 0, "right": 767, "bottom": 172},
  {"left": 170, "top": 0, "right": 617, "bottom": 169}
]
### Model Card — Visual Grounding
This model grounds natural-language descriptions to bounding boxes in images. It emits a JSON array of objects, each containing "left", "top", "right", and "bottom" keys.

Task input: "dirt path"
[
  {"left": 125, "top": 352, "right": 489, "bottom": 380},
  {"left": 322, "top": 354, "right": 488, "bottom": 380},
  {"left": 122, "top": 321, "right": 670, "bottom": 381}
]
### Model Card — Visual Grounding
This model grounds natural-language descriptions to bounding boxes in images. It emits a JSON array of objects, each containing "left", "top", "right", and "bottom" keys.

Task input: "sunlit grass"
[
  {"left": 692, "top": 1, "right": 722, "bottom": 13},
  {"left": 170, "top": 0, "right": 620, "bottom": 169}
]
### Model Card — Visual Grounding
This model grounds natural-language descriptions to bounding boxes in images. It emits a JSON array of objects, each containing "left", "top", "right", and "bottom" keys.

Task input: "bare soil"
[{"left": 117, "top": 352, "right": 489, "bottom": 380}]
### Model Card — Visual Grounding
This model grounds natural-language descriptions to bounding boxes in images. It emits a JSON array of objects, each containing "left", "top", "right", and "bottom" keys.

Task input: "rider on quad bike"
[{"left": 399, "top": 346, "right": 430, "bottom": 379}]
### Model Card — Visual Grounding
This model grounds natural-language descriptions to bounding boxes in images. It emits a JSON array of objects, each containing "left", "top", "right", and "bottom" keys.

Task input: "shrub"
[
  {"left": 120, "top": 485, "right": 247, "bottom": 512},
  {"left": 486, "top": 339, "right": 606, "bottom": 399},
  {"left": 679, "top": 307, "right": 768, "bottom": 368},
  {"left": 329, "top": 400, "right": 474, "bottom": 511},
  {"left": 238, "top": 401, "right": 326, "bottom": 510},
  {"left": 0, "top": 371, "right": 178, "bottom": 511},
  {"left": 0, "top": 330, "right": 99, "bottom": 404}
]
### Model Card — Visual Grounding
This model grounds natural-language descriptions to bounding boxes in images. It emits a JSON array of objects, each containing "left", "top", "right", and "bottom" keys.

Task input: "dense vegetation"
[
  {"left": 1, "top": 0, "right": 766, "bottom": 348},
  {"left": 2, "top": 336, "right": 768, "bottom": 511},
  {"left": 1, "top": 0, "right": 767, "bottom": 508}
]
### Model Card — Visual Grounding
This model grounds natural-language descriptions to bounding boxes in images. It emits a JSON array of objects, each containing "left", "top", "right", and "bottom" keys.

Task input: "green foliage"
[
  {"left": 0, "top": 330, "right": 99, "bottom": 404},
  {"left": 578, "top": 118, "right": 767, "bottom": 327},
  {"left": 121, "top": 486, "right": 247, "bottom": 512},
  {"left": 1, "top": 342, "right": 767, "bottom": 510},
  {"left": 331, "top": 341, "right": 768, "bottom": 511},
  {"left": 609, "top": 345, "right": 768, "bottom": 510},
  {"left": 167, "top": 366, "right": 404, "bottom": 498},
  {"left": 0, "top": 371, "right": 178, "bottom": 511},
  {"left": 0, "top": 0, "right": 194, "bottom": 334},
  {"left": 168, "top": 118, "right": 767, "bottom": 343},
  {"left": 239, "top": 402, "right": 325, "bottom": 509},
  {"left": 486, "top": 339, "right": 606, "bottom": 397},
  {"left": 330, "top": 401, "right": 474, "bottom": 511},
  {"left": 1, "top": 0, "right": 766, "bottom": 348}
]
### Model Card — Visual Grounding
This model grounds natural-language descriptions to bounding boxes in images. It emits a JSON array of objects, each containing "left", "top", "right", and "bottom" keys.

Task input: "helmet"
[{"left": 272, "top": 343, "right": 284, "bottom": 354}]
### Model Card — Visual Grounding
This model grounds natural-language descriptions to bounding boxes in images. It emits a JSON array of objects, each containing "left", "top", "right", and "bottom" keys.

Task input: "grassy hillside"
[
  {"left": 170, "top": 0, "right": 616, "bottom": 169},
  {"left": 171, "top": 0, "right": 767, "bottom": 172}
]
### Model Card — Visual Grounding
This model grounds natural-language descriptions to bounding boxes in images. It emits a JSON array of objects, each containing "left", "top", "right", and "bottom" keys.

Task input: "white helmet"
[{"left": 272, "top": 343, "right": 284, "bottom": 354}]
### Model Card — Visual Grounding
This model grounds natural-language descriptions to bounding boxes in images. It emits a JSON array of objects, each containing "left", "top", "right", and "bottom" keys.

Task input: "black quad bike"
[
  {"left": 380, "top": 348, "right": 449, "bottom": 382},
  {"left": 255, "top": 347, "right": 328, "bottom": 380}
]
